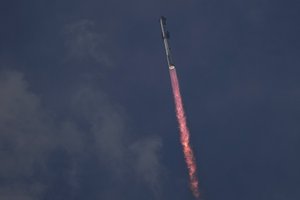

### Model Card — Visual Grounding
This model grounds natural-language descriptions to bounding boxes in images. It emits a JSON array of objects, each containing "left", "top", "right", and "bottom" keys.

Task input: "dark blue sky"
[{"left": 0, "top": 0, "right": 299, "bottom": 200}]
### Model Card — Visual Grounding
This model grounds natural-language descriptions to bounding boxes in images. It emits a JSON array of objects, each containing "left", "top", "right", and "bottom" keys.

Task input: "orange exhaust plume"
[{"left": 169, "top": 67, "right": 200, "bottom": 199}]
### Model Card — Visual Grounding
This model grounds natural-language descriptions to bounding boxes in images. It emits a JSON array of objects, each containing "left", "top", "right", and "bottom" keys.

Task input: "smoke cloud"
[{"left": 0, "top": 19, "right": 164, "bottom": 200}]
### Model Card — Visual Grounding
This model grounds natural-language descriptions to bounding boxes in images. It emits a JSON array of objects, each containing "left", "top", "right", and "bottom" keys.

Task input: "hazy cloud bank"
[{"left": 0, "top": 19, "right": 164, "bottom": 200}]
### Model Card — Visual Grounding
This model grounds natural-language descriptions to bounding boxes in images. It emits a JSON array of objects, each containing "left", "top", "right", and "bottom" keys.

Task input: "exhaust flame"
[{"left": 169, "top": 67, "right": 200, "bottom": 199}]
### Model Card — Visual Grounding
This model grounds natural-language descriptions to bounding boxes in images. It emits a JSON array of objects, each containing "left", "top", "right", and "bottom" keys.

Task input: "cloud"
[
  {"left": 0, "top": 22, "right": 165, "bottom": 199},
  {"left": 70, "top": 84, "right": 165, "bottom": 197},
  {"left": 130, "top": 136, "right": 163, "bottom": 197},
  {"left": 0, "top": 71, "right": 54, "bottom": 177},
  {"left": 0, "top": 68, "right": 165, "bottom": 199},
  {"left": 64, "top": 20, "right": 112, "bottom": 66},
  {"left": 70, "top": 85, "right": 127, "bottom": 170},
  {"left": 63, "top": 19, "right": 165, "bottom": 197},
  {"left": 0, "top": 71, "right": 54, "bottom": 199},
  {"left": 0, "top": 16, "right": 166, "bottom": 199}
]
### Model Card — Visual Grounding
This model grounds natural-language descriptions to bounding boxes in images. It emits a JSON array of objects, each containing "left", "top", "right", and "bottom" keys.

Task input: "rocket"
[{"left": 159, "top": 16, "right": 175, "bottom": 69}]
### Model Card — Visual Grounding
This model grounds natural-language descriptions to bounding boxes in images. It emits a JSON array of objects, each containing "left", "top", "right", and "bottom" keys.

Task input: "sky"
[{"left": 0, "top": 0, "right": 299, "bottom": 200}]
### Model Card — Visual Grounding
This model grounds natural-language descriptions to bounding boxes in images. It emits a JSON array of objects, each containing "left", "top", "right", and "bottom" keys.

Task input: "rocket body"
[
  {"left": 159, "top": 16, "right": 175, "bottom": 69},
  {"left": 159, "top": 16, "right": 201, "bottom": 199}
]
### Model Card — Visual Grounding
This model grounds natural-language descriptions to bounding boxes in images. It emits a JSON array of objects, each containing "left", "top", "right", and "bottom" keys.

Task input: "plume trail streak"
[{"left": 169, "top": 67, "right": 200, "bottom": 199}]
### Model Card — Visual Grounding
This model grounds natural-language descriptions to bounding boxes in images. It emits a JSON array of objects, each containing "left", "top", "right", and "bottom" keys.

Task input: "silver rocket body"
[{"left": 160, "top": 16, "right": 175, "bottom": 69}]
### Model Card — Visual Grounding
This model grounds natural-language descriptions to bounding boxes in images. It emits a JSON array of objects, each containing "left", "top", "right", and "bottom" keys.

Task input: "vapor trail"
[{"left": 169, "top": 66, "right": 200, "bottom": 199}]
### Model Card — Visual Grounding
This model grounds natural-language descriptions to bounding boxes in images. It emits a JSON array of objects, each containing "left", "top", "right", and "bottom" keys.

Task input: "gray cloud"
[
  {"left": 0, "top": 71, "right": 54, "bottom": 199},
  {"left": 63, "top": 20, "right": 165, "bottom": 195},
  {"left": 70, "top": 85, "right": 127, "bottom": 170},
  {"left": 0, "top": 19, "right": 165, "bottom": 199},
  {"left": 64, "top": 20, "right": 112, "bottom": 66},
  {"left": 0, "top": 71, "right": 54, "bottom": 176},
  {"left": 130, "top": 136, "right": 163, "bottom": 197},
  {"left": 0, "top": 70, "right": 164, "bottom": 199},
  {"left": 70, "top": 84, "right": 164, "bottom": 197}
]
